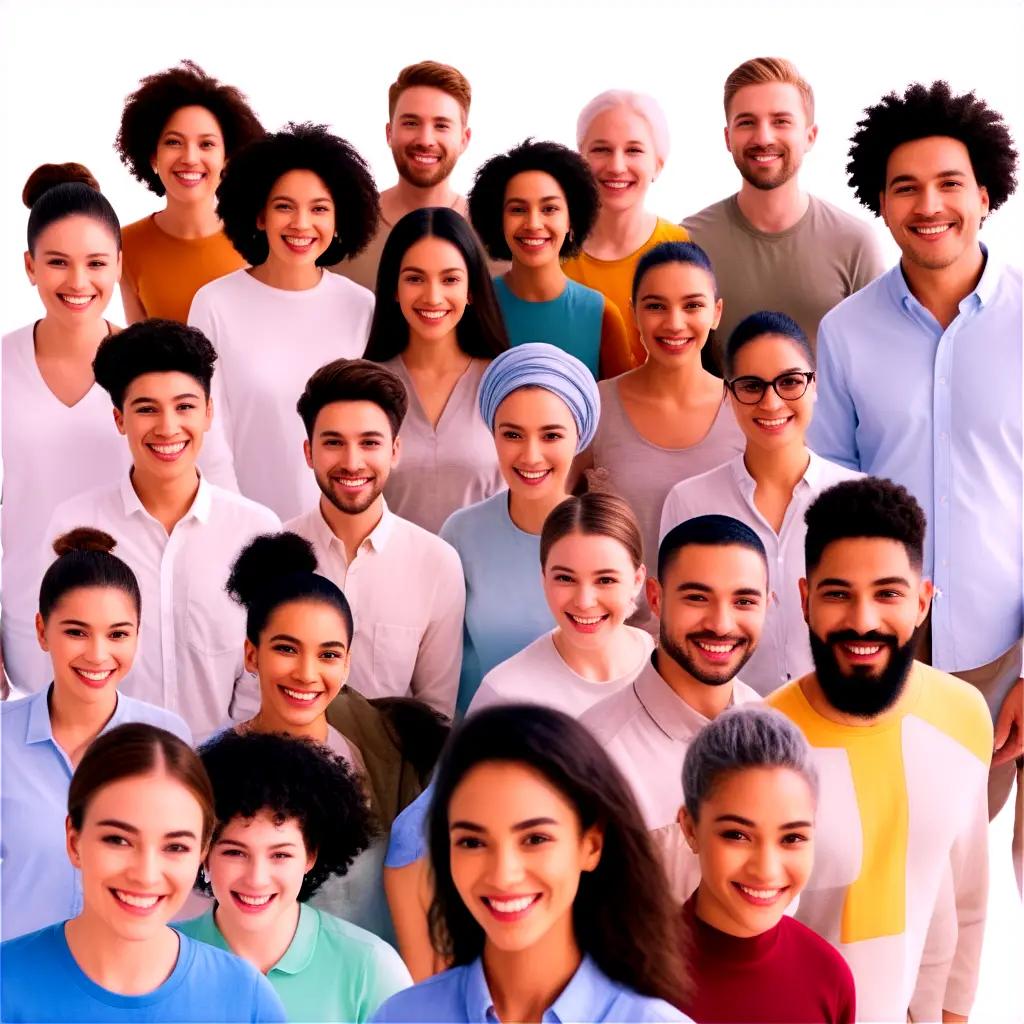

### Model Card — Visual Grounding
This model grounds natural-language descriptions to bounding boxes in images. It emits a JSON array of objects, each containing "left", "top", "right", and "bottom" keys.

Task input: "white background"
[{"left": 1, "top": 0, "right": 1021, "bottom": 1017}]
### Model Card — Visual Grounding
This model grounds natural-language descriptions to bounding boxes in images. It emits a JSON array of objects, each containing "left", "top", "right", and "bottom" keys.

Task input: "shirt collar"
[
  {"left": 271, "top": 902, "right": 319, "bottom": 975},
  {"left": 464, "top": 957, "right": 497, "bottom": 1022},
  {"left": 730, "top": 450, "right": 823, "bottom": 498},
  {"left": 633, "top": 654, "right": 720, "bottom": 741},
  {"left": 119, "top": 470, "right": 211, "bottom": 524},
  {"left": 312, "top": 498, "right": 395, "bottom": 556},
  {"left": 25, "top": 686, "right": 144, "bottom": 746},
  {"left": 890, "top": 242, "right": 1000, "bottom": 315}
]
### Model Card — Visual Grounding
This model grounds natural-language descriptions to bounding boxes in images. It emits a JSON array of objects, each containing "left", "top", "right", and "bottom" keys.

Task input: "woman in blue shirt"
[
  {"left": 372, "top": 704, "right": 689, "bottom": 1023},
  {"left": 0, "top": 528, "right": 190, "bottom": 941},
  {"left": 0, "top": 722, "right": 285, "bottom": 1022}
]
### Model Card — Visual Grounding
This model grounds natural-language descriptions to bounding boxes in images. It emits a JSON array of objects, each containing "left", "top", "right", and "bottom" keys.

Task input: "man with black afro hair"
[{"left": 809, "top": 82, "right": 1022, "bottom": 890}]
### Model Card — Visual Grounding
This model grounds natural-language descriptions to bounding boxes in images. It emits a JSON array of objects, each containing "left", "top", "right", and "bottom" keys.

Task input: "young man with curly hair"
[
  {"left": 808, "top": 82, "right": 1023, "bottom": 893},
  {"left": 683, "top": 57, "right": 884, "bottom": 372}
]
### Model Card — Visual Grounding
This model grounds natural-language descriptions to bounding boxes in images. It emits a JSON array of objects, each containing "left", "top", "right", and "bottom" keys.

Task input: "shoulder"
[
  {"left": 321, "top": 271, "right": 375, "bottom": 309},
  {"left": 390, "top": 515, "right": 463, "bottom": 571},
  {"left": 732, "top": 679, "right": 763, "bottom": 705},
  {"left": 180, "top": 931, "right": 267, "bottom": 986},
  {"left": 313, "top": 907, "right": 406, "bottom": 966},
  {"left": 1, "top": 922, "right": 62, "bottom": 963},
  {"left": 440, "top": 492, "right": 505, "bottom": 545},
  {"left": 781, "top": 915, "right": 855, "bottom": 982},
  {"left": 764, "top": 679, "right": 804, "bottom": 716},
  {"left": 116, "top": 694, "right": 192, "bottom": 744},
  {"left": 819, "top": 266, "right": 897, "bottom": 332},
  {"left": 667, "top": 459, "right": 735, "bottom": 504},
  {"left": 206, "top": 484, "right": 282, "bottom": 530},
  {"left": 48, "top": 483, "right": 120, "bottom": 527},
  {"left": 2, "top": 323, "right": 34, "bottom": 352},
  {"left": 372, "top": 967, "right": 466, "bottom": 1023},
  {"left": 1, "top": 691, "right": 34, "bottom": 728},
  {"left": 813, "top": 453, "right": 865, "bottom": 488},
  {"left": 653, "top": 218, "right": 690, "bottom": 244},
  {"left": 682, "top": 197, "right": 731, "bottom": 233},
  {"left": 191, "top": 268, "right": 249, "bottom": 305},
  {"left": 808, "top": 196, "right": 878, "bottom": 240},
  {"left": 480, "top": 635, "right": 551, "bottom": 690},
  {"left": 120, "top": 216, "right": 155, "bottom": 245},
  {"left": 601, "top": 977, "right": 690, "bottom": 1022},
  {"left": 580, "top": 682, "right": 643, "bottom": 741},
  {"left": 911, "top": 663, "right": 994, "bottom": 763}
]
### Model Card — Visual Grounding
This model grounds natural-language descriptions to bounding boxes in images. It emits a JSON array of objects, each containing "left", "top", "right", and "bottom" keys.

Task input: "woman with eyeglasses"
[{"left": 660, "top": 311, "right": 862, "bottom": 696}]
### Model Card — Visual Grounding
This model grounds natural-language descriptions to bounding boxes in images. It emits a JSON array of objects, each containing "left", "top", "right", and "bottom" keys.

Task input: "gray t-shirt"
[{"left": 683, "top": 193, "right": 884, "bottom": 367}]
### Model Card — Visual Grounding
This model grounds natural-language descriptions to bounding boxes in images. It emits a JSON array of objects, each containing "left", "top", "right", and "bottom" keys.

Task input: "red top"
[{"left": 678, "top": 892, "right": 856, "bottom": 1023}]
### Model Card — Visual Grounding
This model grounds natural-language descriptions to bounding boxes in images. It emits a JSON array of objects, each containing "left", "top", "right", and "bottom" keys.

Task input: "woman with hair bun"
[
  {"left": 2, "top": 164, "right": 128, "bottom": 693},
  {"left": 0, "top": 723, "right": 286, "bottom": 1022},
  {"left": 1, "top": 529, "right": 190, "bottom": 942},
  {"left": 179, "top": 730, "right": 412, "bottom": 1022},
  {"left": 188, "top": 122, "right": 380, "bottom": 520},
  {"left": 115, "top": 60, "right": 264, "bottom": 323}
]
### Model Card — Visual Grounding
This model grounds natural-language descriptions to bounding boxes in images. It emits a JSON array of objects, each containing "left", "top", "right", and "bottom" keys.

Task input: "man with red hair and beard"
[{"left": 768, "top": 477, "right": 992, "bottom": 1023}]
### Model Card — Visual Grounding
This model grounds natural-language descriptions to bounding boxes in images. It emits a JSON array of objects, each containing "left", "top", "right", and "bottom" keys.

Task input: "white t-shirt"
[{"left": 188, "top": 268, "right": 374, "bottom": 521}]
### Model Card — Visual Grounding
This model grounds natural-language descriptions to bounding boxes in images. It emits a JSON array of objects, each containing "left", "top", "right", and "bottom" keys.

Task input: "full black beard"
[{"left": 808, "top": 627, "right": 919, "bottom": 719}]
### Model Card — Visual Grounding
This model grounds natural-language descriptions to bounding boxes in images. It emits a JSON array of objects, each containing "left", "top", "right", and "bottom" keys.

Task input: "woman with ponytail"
[{"left": 0, "top": 529, "right": 190, "bottom": 941}]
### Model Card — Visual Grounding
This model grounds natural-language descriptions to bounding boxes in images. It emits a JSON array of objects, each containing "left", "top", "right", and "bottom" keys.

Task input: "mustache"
[
  {"left": 826, "top": 630, "right": 898, "bottom": 648},
  {"left": 686, "top": 631, "right": 748, "bottom": 646}
]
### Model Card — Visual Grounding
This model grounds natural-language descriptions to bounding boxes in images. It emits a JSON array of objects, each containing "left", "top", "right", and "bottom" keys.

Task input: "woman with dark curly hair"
[
  {"left": 363, "top": 207, "right": 508, "bottom": 532},
  {"left": 178, "top": 731, "right": 412, "bottom": 1022},
  {"left": 188, "top": 122, "right": 381, "bottom": 520},
  {"left": 468, "top": 140, "right": 632, "bottom": 380},
  {"left": 115, "top": 61, "right": 264, "bottom": 323},
  {"left": 372, "top": 705, "right": 689, "bottom": 1022}
]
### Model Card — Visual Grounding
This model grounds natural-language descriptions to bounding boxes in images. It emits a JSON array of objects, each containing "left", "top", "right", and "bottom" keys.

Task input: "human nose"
[
  {"left": 748, "top": 840, "right": 782, "bottom": 883},
  {"left": 751, "top": 119, "right": 774, "bottom": 147},
  {"left": 292, "top": 650, "right": 319, "bottom": 684},
  {"left": 125, "top": 843, "right": 162, "bottom": 888},
  {"left": 704, "top": 598, "right": 737, "bottom": 637},
  {"left": 608, "top": 147, "right": 627, "bottom": 173},
  {"left": 423, "top": 276, "right": 443, "bottom": 304},
  {"left": 241, "top": 854, "right": 271, "bottom": 889},
  {"left": 758, "top": 379, "right": 788, "bottom": 411},
  {"left": 84, "top": 633, "right": 112, "bottom": 664},
  {"left": 913, "top": 182, "right": 944, "bottom": 217},
  {"left": 575, "top": 581, "right": 599, "bottom": 610},
  {"left": 66, "top": 262, "right": 89, "bottom": 290},
  {"left": 487, "top": 840, "right": 527, "bottom": 889},
  {"left": 846, "top": 594, "right": 883, "bottom": 636}
]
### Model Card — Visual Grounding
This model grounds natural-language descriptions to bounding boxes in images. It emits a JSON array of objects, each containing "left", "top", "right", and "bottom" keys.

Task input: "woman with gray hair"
[{"left": 676, "top": 705, "right": 856, "bottom": 1022}]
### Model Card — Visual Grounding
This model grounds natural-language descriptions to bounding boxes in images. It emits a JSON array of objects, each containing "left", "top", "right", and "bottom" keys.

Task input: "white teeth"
[
  {"left": 334, "top": 477, "right": 369, "bottom": 488},
  {"left": 657, "top": 337, "right": 691, "bottom": 348},
  {"left": 282, "top": 687, "right": 320, "bottom": 702},
  {"left": 413, "top": 154, "right": 439, "bottom": 163},
  {"left": 488, "top": 895, "right": 535, "bottom": 913},
  {"left": 516, "top": 469, "right": 548, "bottom": 480},
  {"left": 150, "top": 441, "right": 187, "bottom": 455},
  {"left": 847, "top": 644, "right": 882, "bottom": 656},
  {"left": 602, "top": 180, "right": 631, "bottom": 189},
  {"left": 416, "top": 309, "right": 448, "bottom": 319},
  {"left": 913, "top": 224, "right": 951, "bottom": 236},
  {"left": 755, "top": 417, "right": 790, "bottom": 428},
  {"left": 60, "top": 294, "right": 93, "bottom": 306},
  {"left": 76, "top": 668, "right": 113, "bottom": 681},
  {"left": 175, "top": 171, "right": 204, "bottom": 181},
  {"left": 517, "top": 238, "right": 548, "bottom": 247},
  {"left": 696, "top": 640, "right": 735, "bottom": 654},
  {"left": 285, "top": 236, "right": 314, "bottom": 246},
  {"left": 738, "top": 884, "right": 782, "bottom": 899},
  {"left": 753, "top": 154, "right": 780, "bottom": 162},
  {"left": 115, "top": 890, "right": 160, "bottom": 908},
  {"left": 568, "top": 613, "right": 603, "bottom": 625},
  {"left": 235, "top": 893, "right": 273, "bottom": 906}
]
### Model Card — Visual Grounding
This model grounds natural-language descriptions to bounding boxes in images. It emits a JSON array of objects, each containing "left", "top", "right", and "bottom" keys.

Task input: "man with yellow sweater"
[{"left": 767, "top": 477, "right": 991, "bottom": 1023}]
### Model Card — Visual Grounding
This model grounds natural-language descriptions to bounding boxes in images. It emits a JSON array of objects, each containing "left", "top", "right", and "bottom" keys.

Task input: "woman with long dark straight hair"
[
  {"left": 372, "top": 705, "right": 689, "bottom": 1023},
  {"left": 363, "top": 208, "right": 509, "bottom": 533}
]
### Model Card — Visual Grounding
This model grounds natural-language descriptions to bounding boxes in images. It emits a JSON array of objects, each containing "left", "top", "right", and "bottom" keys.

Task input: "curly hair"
[
  {"left": 115, "top": 60, "right": 264, "bottom": 197},
  {"left": 467, "top": 139, "right": 599, "bottom": 261},
  {"left": 847, "top": 80, "right": 1018, "bottom": 215},
  {"left": 196, "top": 730, "right": 375, "bottom": 901},
  {"left": 804, "top": 476, "right": 926, "bottom": 574},
  {"left": 217, "top": 122, "right": 380, "bottom": 266}
]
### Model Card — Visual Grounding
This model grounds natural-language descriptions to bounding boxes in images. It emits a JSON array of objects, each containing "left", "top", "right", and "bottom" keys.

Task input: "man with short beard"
[
  {"left": 581, "top": 515, "right": 765, "bottom": 897},
  {"left": 767, "top": 477, "right": 992, "bottom": 1023},
  {"left": 683, "top": 57, "right": 883, "bottom": 372},
  {"left": 285, "top": 358, "right": 465, "bottom": 718}
]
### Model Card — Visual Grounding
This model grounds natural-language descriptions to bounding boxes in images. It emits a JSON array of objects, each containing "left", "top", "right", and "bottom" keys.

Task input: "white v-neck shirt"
[{"left": 1, "top": 324, "right": 129, "bottom": 691}]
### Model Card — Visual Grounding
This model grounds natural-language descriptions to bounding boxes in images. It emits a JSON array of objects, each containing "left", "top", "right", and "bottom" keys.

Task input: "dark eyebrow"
[
  {"left": 503, "top": 195, "right": 564, "bottom": 205},
  {"left": 715, "top": 814, "right": 756, "bottom": 826},
  {"left": 129, "top": 393, "right": 202, "bottom": 406},
  {"left": 162, "top": 129, "right": 219, "bottom": 139},
  {"left": 318, "top": 429, "right": 387, "bottom": 439},
  {"left": 495, "top": 421, "right": 570, "bottom": 432},
  {"left": 874, "top": 576, "right": 911, "bottom": 588},
  {"left": 548, "top": 564, "right": 620, "bottom": 575},
  {"left": 96, "top": 819, "right": 197, "bottom": 839},
  {"left": 450, "top": 816, "right": 560, "bottom": 833},
  {"left": 268, "top": 633, "right": 301, "bottom": 644},
  {"left": 400, "top": 265, "right": 465, "bottom": 275},
  {"left": 269, "top": 194, "right": 333, "bottom": 204},
  {"left": 41, "top": 249, "right": 114, "bottom": 258},
  {"left": 889, "top": 169, "right": 966, "bottom": 186},
  {"left": 637, "top": 291, "right": 709, "bottom": 302},
  {"left": 676, "top": 581, "right": 712, "bottom": 592},
  {"left": 732, "top": 109, "right": 797, "bottom": 120},
  {"left": 59, "top": 618, "right": 134, "bottom": 629},
  {"left": 215, "top": 838, "right": 299, "bottom": 850},
  {"left": 781, "top": 820, "right": 813, "bottom": 829},
  {"left": 816, "top": 577, "right": 851, "bottom": 589},
  {"left": 733, "top": 588, "right": 764, "bottom": 597}
]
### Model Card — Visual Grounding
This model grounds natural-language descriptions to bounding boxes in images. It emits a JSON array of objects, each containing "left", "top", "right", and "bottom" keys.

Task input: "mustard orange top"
[
  {"left": 121, "top": 214, "right": 246, "bottom": 323},
  {"left": 563, "top": 217, "right": 689, "bottom": 366}
]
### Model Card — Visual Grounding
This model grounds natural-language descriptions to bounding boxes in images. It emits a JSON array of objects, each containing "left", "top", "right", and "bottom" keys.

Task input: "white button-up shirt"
[
  {"left": 285, "top": 500, "right": 465, "bottom": 718},
  {"left": 42, "top": 473, "right": 280, "bottom": 740},
  {"left": 660, "top": 452, "right": 862, "bottom": 695}
]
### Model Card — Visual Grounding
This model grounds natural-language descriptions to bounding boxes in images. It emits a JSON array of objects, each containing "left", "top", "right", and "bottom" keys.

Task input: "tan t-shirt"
[{"left": 683, "top": 194, "right": 884, "bottom": 366}]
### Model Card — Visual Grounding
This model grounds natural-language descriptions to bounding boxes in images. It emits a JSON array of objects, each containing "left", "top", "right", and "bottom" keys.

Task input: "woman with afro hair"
[
  {"left": 115, "top": 61, "right": 264, "bottom": 323},
  {"left": 178, "top": 730, "right": 412, "bottom": 1022},
  {"left": 468, "top": 140, "right": 634, "bottom": 380},
  {"left": 188, "top": 123, "right": 381, "bottom": 521}
]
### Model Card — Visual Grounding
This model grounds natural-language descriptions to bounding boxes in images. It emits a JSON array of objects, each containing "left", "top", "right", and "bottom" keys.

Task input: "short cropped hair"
[
  {"left": 115, "top": 60, "right": 264, "bottom": 197},
  {"left": 93, "top": 319, "right": 217, "bottom": 410},
  {"left": 468, "top": 139, "right": 599, "bottom": 261},
  {"left": 846, "top": 80, "right": 1018, "bottom": 216},
  {"left": 217, "top": 122, "right": 380, "bottom": 266},
  {"left": 804, "top": 477, "right": 926, "bottom": 574},
  {"left": 658, "top": 514, "right": 768, "bottom": 580},
  {"left": 297, "top": 358, "right": 408, "bottom": 440},
  {"left": 576, "top": 89, "right": 670, "bottom": 164},
  {"left": 723, "top": 57, "right": 814, "bottom": 122},
  {"left": 388, "top": 61, "right": 471, "bottom": 122},
  {"left": 724, "top": 310, "right": 814, "bottom": 377}
]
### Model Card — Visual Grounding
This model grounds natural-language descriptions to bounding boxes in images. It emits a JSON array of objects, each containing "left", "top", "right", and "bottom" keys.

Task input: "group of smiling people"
[{"left": 0, "top": 49, "right": 1020, "bottom": 1024}]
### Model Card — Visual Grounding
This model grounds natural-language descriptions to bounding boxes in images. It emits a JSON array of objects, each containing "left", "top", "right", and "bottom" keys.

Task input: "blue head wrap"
[{"left": 478, "top": 343, "right": 600, "bottom": 452}]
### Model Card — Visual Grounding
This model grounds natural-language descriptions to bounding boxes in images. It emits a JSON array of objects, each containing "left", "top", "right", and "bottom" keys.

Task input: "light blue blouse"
[
  {"left": 0, "top": 687, "right": 191, "bottom": 941},
  {"left": 439, "top": 490, "right": 554, "bottom": 713}
]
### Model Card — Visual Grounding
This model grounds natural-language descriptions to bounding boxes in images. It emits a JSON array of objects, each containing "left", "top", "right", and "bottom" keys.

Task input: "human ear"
[
  {"left": 679, "top": 806, "right": 699, "bottom": 854},
  {"left": 580, "top": 823, "right": 604, "bottom": 872},
  {"left": 244, "top": 638, "right": 259, "bottom": 675}
]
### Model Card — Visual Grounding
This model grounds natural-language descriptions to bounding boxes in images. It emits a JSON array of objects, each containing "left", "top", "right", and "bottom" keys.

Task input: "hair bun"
[
  {"left": 23, "top": 162, "right": 100, "bottom": 208},
  {"left": 226, "top": 532, "right": 318, "bottom": 608},
  {"left": 52, "top": 527, "right": 118, "bottom": 558}
]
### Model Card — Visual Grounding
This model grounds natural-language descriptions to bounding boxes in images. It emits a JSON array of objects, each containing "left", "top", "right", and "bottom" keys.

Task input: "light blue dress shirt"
[
  {"left": 383, "top": 782, "right": 433, "bottom": 869},
  {"left": 0, "top": 687, "right": 191, "bottom": 940},
  {"left": 440, "top": 490, "right": 554, "bottom": 713},
  {"left": 808, "top": 250, "right": 1023, "bottom": 674},
  {"left": 371, "top": 953, "right": 689, "bottom": 1022}
]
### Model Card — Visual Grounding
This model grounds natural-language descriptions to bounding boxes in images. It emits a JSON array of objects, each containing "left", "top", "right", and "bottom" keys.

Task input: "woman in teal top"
[
  {"left": 467, "top": 140, "right": 633, "bottom": 379},
  {"left": 179, "top": 730, "right": 412, "bottom": 1022}
]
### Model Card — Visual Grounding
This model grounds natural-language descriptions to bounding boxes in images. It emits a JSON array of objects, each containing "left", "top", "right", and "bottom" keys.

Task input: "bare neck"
[
  {"left": 551, "top": 624, "right": 641, "bottom": 682},
  {"left": 900, "top": 245, "right": 986, "bottom": 329},
  {"left": 508, "top": 489, "right": 568, "bottom": 535},
  {"left": 654, "top": 647, "right": 735, "bottom": 719},
  {"left": 504, "top": 261, "right": 567, "bottom": 303},
  {"left": 214, "top": 900, "right": 300, "bottom": 975},
  {"left": 130, "top": 466, "right": 200, "bottom": 535},
  {"left": 64, "top": 915, "right": 180, "bottom": 995},
  {"left": 381, "top": 180, "right": 460, "bottom": 225},
  {"left": 48, "top": 683, "right": 117, "bottom": 765},
  {"left": 318, "top": 494, "right": 384, "bottom": 564},
  {"left": 735, "top": 179, "right": 809, "bottom": 234},
  {"left": 402, "top": 331, "right": 466, "bottom": 372},
  {"left": 245, "top": 706, "right": 329, "bottom": 744},
  {"left": 633, "top": 354, "right": 718, "bottom": 400},
  {"left": 154, "top": 197, "right": 222, "bottom": 240},
  {"left": 33, "top": 316, "right": 109, "bottom": 361},
  {"left": 585, "top": 206, "right": 657, "bottom": 259},
  {"left": 743, "top": 443, "right": 811, "bottom": 492}
]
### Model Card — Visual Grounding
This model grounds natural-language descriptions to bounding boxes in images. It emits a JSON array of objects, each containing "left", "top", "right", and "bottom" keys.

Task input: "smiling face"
[
  {"left": 36, "top": 586, "right": 138, "bottom": 704},
  {"left": 114, "top": 371, "right": 211, "bottom": 482},
  {"left": 727, "top": 334, "right": 815, "bottom": 452},
  {"left": 246, "top": 600, "right": 351, "bottom": 731},
  {"left": 493, "top": 387, "right": 577, "bottom": 505},
  {"left": 649, "top": 543, "right": 767, "bottom": 685},
  {"left": 257, "top": 169, "right": 336, "bottom": 270},
  {"left": 725, "top": 83, "right": 817, "bottom": 191},
  {"left": 633, "top": 261, "right": 722, "bottom": 367},
  {"left": 207, "top": 811, "right": 315, "bottom": 936},
  {"left": 581, "top": 105, "right": 662, "bottom": 214},
  {"left": 502, "top": 171, "right": 570, "bottom": 269},
  {"left": 802, "top": 537, "right": 930, "bottom": 718},
  {"left": 397, "top": 236, "right": 470, "bottom": 344},
  {"left": 387, "top": 86, "right": 469, "bottom": 188},
  {"left": 880, "top": 135, "right": 989, "bottom": 274},
  {"left": 681, "top": 766, "right": 815, "bottom": 937},
  {"left": 448, "top": 760, "right": 602, "bottom": 954},
  {"left": 24, "top": 215, "right": 121, "bottom": 327},
  {"left": 67, "top": 770, "right": 205, "bottom": 941},
  {"left": 543, "top": 531, "right": 645, "bottom": 648},
  {"left": 305, "top": 400, "right": 399, "bottom": 517},
  {"left": 152, "top": 105, "right": 226, "bottom": 207}
]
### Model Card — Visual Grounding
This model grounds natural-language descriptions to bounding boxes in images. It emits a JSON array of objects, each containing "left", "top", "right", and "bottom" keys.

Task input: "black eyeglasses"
[{"left": 726, "top": 371, "right": 815, "bottom": 405}]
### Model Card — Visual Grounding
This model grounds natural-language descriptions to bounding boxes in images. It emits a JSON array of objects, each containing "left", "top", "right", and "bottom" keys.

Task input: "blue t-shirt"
[
  {"left": 493, "top": 276, "right": 605, "bottom": 377},
  {"left": 384, "top": 782, "right": 434, "bottom": 869},
  {"left": 439, "top": 490, "right": 554, "bottom": 713},
  {"left": 0, "top": 922, "right": 286, "bottom": 1022}
]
